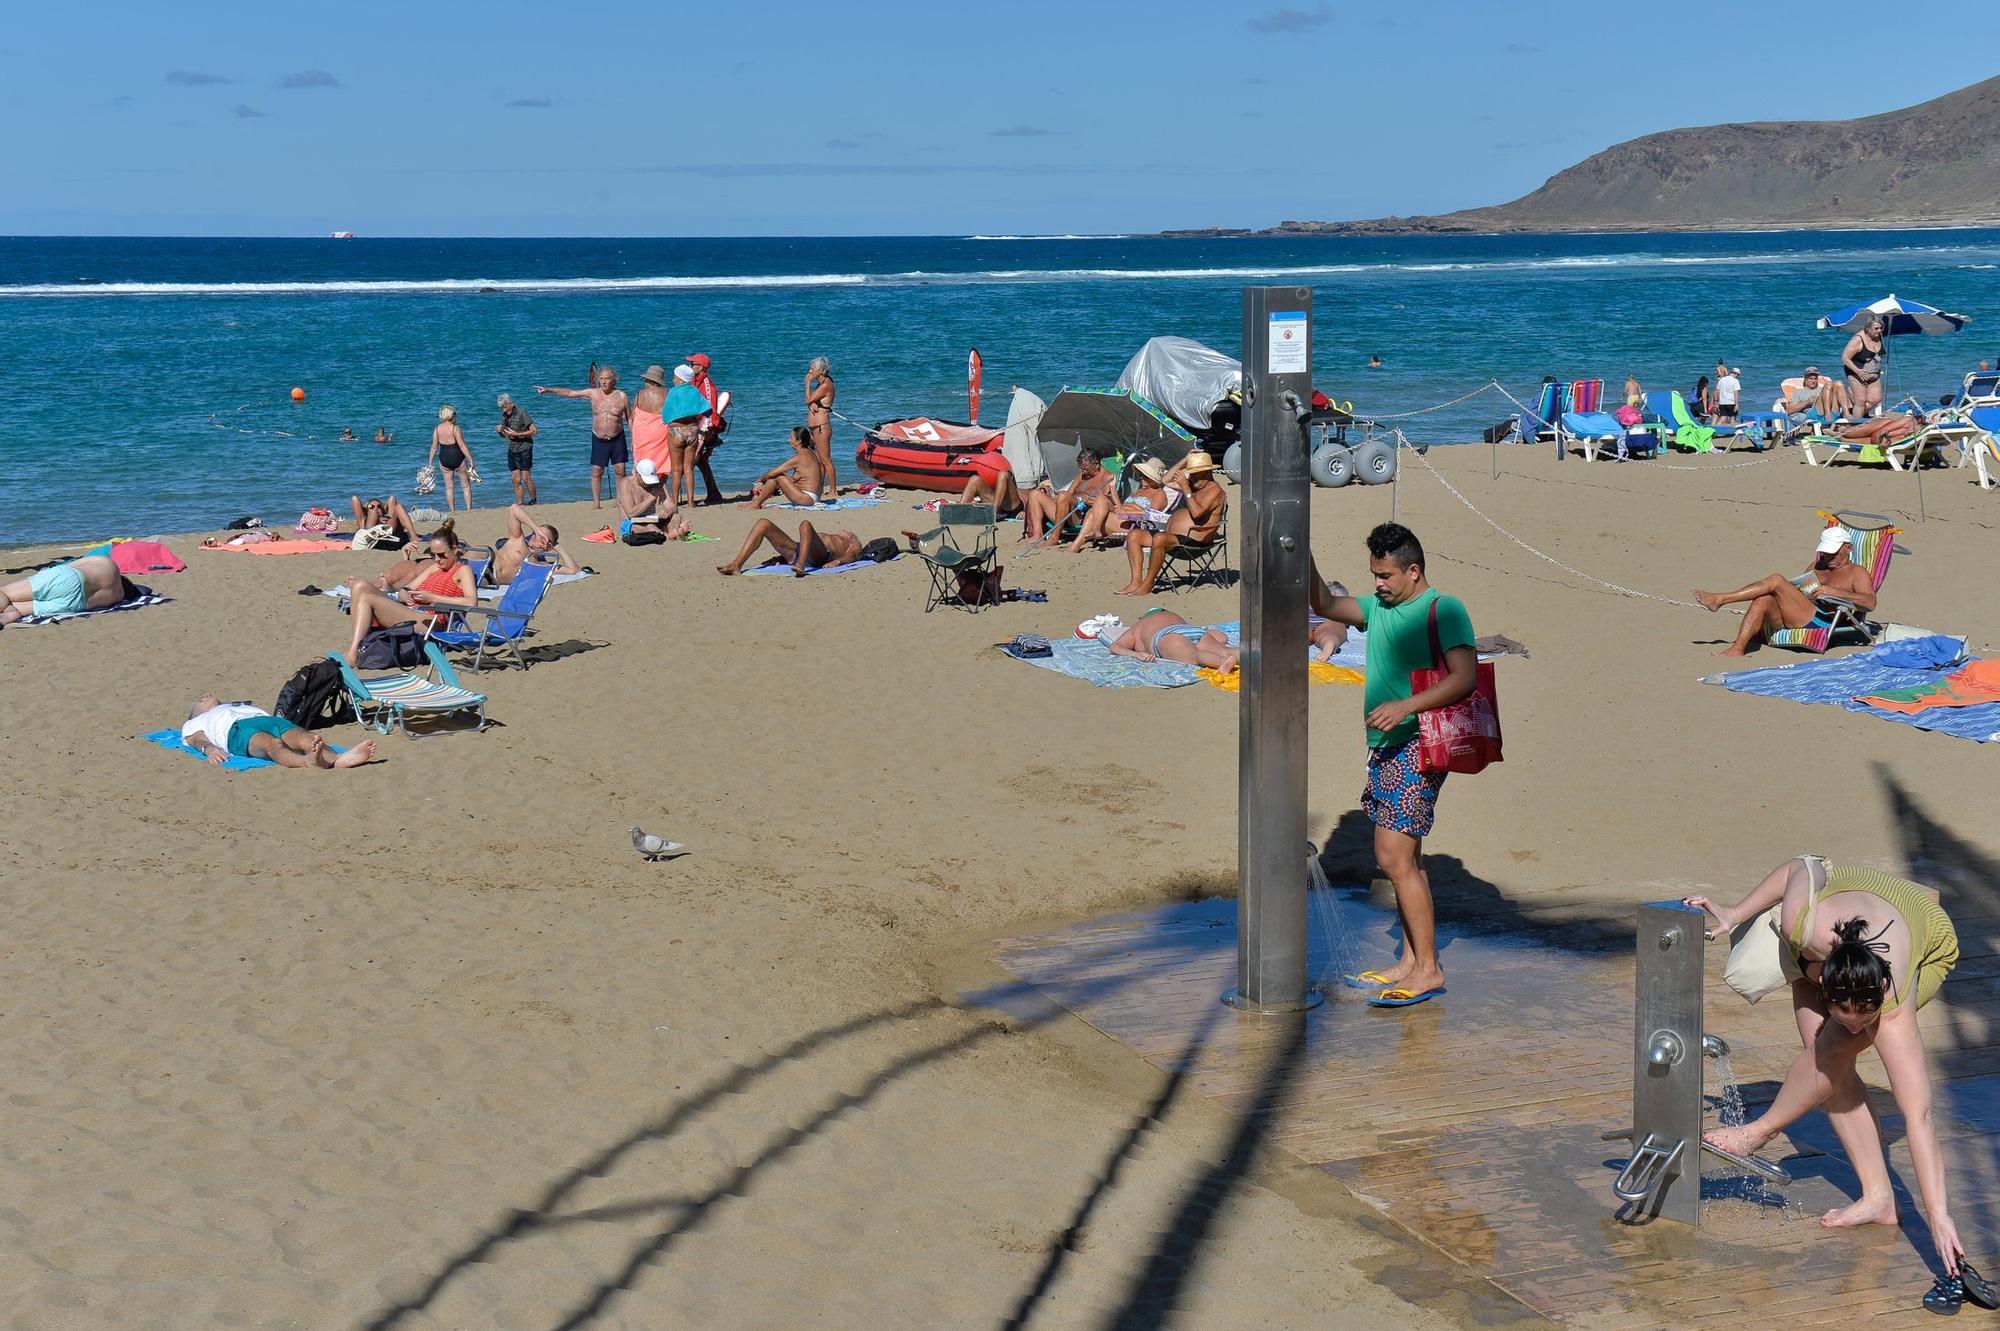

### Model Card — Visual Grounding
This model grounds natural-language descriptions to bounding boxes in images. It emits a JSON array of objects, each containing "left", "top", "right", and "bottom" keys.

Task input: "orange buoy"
[{"left": 290, "top": 386, "right": 306, "bottom": 401}]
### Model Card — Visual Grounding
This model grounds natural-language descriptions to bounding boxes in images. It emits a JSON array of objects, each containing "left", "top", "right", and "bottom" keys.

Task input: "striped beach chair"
[
  {"left": 1765, "top": 511, "right": 1903, "bottom": 654},
  {"left": 1569, "top": 378, "right": 1603, "bottom": 414},
  {"left": 330, "top": 642, "right": 489, "bottom": 738},
  {"left": 1522, "top": 380, "right": 1568, "bottom": 443}
]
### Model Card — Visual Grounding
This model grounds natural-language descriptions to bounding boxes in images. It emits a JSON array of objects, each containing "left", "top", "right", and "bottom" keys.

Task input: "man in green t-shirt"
[{"left": 1310, "top": 523, "right": 1477, "bottom": 1008}]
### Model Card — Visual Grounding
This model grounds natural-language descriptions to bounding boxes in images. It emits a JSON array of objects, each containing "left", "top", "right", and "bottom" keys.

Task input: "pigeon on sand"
[{"left": 630, "top": 826, "right": 685, "bottom": 861}]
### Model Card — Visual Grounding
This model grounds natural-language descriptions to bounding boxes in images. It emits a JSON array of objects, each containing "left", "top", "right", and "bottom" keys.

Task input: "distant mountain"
[{"left": 1198, "top": 78, "right": 2000, "bottom": 236}]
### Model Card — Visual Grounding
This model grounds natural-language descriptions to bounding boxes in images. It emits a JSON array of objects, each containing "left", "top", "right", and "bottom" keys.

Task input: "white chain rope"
[{"left": 1395, "top": 429, "right": 1701, "bottom": 609}]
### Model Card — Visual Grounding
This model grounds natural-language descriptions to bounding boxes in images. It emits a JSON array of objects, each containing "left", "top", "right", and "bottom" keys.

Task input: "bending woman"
[
  {"left": 1685, "top": 857, "right": 1962, "bottom": 1273},
  {"left": 341, "top": 523, "right": 477, "bottom": 666}
]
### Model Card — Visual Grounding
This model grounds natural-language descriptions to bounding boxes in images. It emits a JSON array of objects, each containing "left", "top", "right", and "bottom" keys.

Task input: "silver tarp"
[{"left": 1115, "top": 336, "right": 1242, "bottom": 431}]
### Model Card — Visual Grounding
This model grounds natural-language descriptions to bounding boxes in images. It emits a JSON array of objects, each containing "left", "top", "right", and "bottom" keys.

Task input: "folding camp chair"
[
  {"left": 1764, "top": 511, "right": 1905, "bottom": 654},
  {"left": 331, "top": 641, "right": 489, "bottom": 738},
  {"left": 427, "top": 561, "right": 554, "bottom": 671},
  {"left": 907, "top": 503, "right": 999, "bottom": 612},
  {"left": 1157, "top": 509, "right": 1231, "bottom": 591}
]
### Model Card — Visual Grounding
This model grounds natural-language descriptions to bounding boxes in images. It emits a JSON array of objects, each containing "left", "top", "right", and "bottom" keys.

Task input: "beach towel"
[
  {"left": 83, "top": 540, "right": 186, "bottom": 573},
  {"left": 1858, "top": 658, "right": 2000, "bottom": 714},
  {"left": 1702, "top": 636, "right": 2000, "bottom": 742},
  {"left": 12, "top": 587, "right": 168, "bottom": 625},
  {"left": 1006, "top": 636, "right": 1202, "bottom": 688},
  {"left": 743, "top": 555, "right": 899, "bottom": 576},
  {"left": 141, "top": 728, "right": 346, "bottom": 772},
  {"left": 771, "top": 494, "right": 886, "bottom": 511},
  {"left": 200, "top": 538, "right": 351, "bottom": 556},
  {"left": 1199, "top": 661, "right": 1366, "bottom": 692}
]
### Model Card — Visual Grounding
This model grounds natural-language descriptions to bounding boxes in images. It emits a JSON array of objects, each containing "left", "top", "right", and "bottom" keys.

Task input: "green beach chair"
[
  {"left": 908, "top": 503, "right": 999, "bottom": 612},
  {"left": 330, "top": 641, "right": 489, "bottom": 737}
]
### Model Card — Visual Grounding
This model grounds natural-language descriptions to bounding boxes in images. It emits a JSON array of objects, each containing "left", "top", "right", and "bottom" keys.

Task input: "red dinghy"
[{"left": 854, "top": 417, "right": 1006, "bottom": 493}]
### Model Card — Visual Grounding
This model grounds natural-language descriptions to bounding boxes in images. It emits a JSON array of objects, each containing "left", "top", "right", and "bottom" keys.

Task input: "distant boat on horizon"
[{"left": 329, "top": 230, "right": 356, "bottom": 240}]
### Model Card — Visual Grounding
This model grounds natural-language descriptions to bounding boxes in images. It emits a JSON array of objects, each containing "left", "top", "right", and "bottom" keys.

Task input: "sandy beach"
[{"left": 5, "top": 443, "right": 1998, "bottom": 1329}]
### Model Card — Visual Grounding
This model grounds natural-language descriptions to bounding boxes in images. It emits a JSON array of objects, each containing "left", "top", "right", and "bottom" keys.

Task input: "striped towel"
[{"left": 14, "top": 590, "right": 170, "bottom": 626}]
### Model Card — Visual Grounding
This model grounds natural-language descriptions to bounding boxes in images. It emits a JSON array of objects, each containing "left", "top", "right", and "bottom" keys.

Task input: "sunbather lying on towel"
[
  {"left": 182, "top": 692, "right": 376, "bottom": 768},
  {"left": 1692, "top": 525, "right": 1877, "bottom": 657},
  {"left": 1826, "top": 414, "right": 1920, "bottom": 446},
  {"left": 492, "top": 503, "right": 581, "bottom": 582},
  {"left": 340, "top": 523, "right": 478, "bottom": 665},
  {"left": 716, "top": 518, "right": 861, "bottom": 577},
  {"left": 1106, "top": 610, "right": 1241, "bottom": 671},
  {"left": 956, "top": 456, "right": 1024, "bottom": 517},
  {"left": 0, "top": 555, "right": 137, "bottom": 626}
]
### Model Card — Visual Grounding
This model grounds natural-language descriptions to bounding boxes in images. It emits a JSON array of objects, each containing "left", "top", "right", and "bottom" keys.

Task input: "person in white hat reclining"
[{"left": 1692, "top": 526, "right": 1877, "bottom": 657}]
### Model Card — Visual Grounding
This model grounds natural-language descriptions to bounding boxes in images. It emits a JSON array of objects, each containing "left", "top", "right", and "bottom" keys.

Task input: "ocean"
[{"left": 4, "top": 230, "right": 1998, "bottom": 546}]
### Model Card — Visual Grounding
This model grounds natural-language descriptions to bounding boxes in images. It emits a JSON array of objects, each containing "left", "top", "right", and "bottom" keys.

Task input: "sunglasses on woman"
[{"left": 1825, "top": 990, "right": 1883, "bottom": 1013}]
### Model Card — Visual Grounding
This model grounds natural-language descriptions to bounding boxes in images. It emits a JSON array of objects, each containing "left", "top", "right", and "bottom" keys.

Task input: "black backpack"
[
  {"left": 858, "top": 536, "right": 900, "bottom": 563},
  {"left": 623, "top": 527, "right": 667, "bottom": 546},
  {"left": 274, "top": 659, "right": 355, "bottom": 728}
]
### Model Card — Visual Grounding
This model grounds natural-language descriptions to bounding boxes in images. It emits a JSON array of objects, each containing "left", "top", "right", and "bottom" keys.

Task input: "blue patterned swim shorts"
[{"left": 1362, "top": 738, "right": 1447, "bottom": 838}]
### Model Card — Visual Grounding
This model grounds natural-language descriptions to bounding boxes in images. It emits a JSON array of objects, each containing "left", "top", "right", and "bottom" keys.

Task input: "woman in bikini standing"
[
  {"left": 1844, "top": 318, "right": 1887, "bottom": 419},
  {"left": 805, "top": 356, "right": 837, "bottom": 501},
  {"left": 427, "top": 406, "right": 477, "bottom": 513},
  {"left": 1685, "top": 857, "right": 1965, "bottom": 1279},
  {"left": 340, "top": 522, "right": 478, "bottom": 666}
]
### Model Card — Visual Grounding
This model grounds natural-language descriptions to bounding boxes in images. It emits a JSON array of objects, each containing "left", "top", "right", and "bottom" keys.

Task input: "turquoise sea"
[{"left": 3, "top": 230, "right": 1998, "bottom": 545}]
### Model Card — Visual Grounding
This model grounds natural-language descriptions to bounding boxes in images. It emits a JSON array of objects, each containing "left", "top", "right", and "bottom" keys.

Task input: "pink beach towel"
[
  {"left": 107, "top": 540, "right": 186, "bottom": 574},
  {"left": 200, "top": 538, "right": 352, "bottom": 556}
]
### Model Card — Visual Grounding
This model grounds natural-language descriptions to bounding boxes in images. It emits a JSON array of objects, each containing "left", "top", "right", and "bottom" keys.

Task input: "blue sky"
[{"left": 3, "top": 0, "right": 1995, "bottom": 236}]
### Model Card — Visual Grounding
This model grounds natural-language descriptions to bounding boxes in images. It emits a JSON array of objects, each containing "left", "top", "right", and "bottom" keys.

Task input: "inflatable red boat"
[{"left": 854, "top": 417, "right": 1006, "bottom": 493}]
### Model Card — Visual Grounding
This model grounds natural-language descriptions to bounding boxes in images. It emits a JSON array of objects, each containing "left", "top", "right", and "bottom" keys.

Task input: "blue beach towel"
[
  {"left": 744, "top": 556, "right": 897, "bottom": 576},
  {"left": 141, "top": 728, "right": 347, "bottom": 771},
  {"left": 1206, "top": 620, "right": 1370, "bottom": 670},
  {"left": 1702, "top": 636, "right": 2000, "bottom": 742},
  {"left": 771, "top": 494, "right": 886, "bottom": 511},
  {"left": 1009, "top": 637, "right": 1203, "bottom": 689}
]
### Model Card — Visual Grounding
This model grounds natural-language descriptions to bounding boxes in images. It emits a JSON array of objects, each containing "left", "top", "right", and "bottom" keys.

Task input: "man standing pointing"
[{"left": 1311, "top": 522, "right": 1477, "bottom": 1009}]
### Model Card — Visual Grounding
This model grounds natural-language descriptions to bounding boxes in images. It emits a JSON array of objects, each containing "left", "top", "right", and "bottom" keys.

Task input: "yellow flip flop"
[{"left": 1339, "top": 969, "right": 1398, "bottom": 991}]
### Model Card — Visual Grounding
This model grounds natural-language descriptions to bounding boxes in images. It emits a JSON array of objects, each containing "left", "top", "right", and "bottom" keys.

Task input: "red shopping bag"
[{"left": 1412, "top": 600, "right": 1502, "bottom": 775}]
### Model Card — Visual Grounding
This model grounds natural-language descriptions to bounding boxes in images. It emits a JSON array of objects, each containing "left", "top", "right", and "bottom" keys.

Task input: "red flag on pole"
[{"left": 968, "top": 347, "right": 983, "bottom": 424}]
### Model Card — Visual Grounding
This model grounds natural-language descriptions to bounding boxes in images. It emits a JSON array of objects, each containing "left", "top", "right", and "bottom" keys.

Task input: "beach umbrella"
[
  {"left": 1036, "top": 387, "right": 1196, "bottom": 465},
  {"left": 1817, "top": 295, "right": 1969, "bottom": 406}
]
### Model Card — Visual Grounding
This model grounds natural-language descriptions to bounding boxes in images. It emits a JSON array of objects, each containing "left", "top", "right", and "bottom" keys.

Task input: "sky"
[{"left": 3, "top": 0, "right": 1995, "bottom": 237}]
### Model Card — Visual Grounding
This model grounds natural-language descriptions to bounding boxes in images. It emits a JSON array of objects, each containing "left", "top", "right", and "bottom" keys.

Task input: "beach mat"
[
  {"left": 743, "top": 556, "right": 898, "bottom": 576},
  {"left": 771, "top": 494, "right": 885, "bottom": 511},
  {"left": 13, "top": 588, "right": 169, "bottom": 626},
  {"left": 198, "top": 538, "right": 352, "bottom": 555},
  {"left": 141, "top": 728, "right": 346, "bottom": 771},
  {"left": 1005, "top": 637, "right": 1202, "bottom": 689},
  {"left": 1200, "top": 660, "right": 1365, "bottom": 692},
  {"left": 1701, "top": 636, "right": 2000, "bottom": 742}
]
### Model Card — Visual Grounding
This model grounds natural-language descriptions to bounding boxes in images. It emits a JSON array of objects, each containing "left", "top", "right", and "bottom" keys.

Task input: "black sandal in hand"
[{"left": 1927, "top": 1274, "right": 1963, "bottom": 1315}]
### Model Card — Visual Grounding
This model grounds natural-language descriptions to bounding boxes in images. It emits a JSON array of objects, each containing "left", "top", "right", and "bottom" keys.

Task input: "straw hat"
[
  {"left": 641, "top": 364, "right": 667, "bottom": 387},
  {"left": 1131, "top": 457, "right": 1166, "bottom": 486},
  {"left": 1183, "top": 449, "right": 1217, "bottom": 474}
]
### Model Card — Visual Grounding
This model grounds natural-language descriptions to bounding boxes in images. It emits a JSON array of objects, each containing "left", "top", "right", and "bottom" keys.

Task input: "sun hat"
[
  {"left": 1816, "top": 527, "right": 1851, "bottom": 555},
  {"left": 673, "top": 364, "right": 696, "bottom": 383},
  {"left": 686, "top": 353, "right": 712, "bottom": 369},
  {"left": 1131, "top": 457, "right": 1166, "bottom": 486},
  {"left": 1182, "top": 449, "right": 1217, "bottom": 474},
  {"left": 641, "top": 364, "right": 667, "bottom": 387}
]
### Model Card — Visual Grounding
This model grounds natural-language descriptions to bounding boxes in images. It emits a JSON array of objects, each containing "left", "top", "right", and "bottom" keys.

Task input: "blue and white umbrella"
[{"left": 1816, "top": 294, "right": 1969, "bottom": 337}]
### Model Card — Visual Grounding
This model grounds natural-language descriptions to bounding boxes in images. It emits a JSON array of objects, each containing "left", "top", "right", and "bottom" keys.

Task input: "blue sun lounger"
[
  {"left": 426, "top": 560, "right": 554, "bottom": 671},
  {"left": 1559, "top": 410, "right": 1633, "bottom": 461}
]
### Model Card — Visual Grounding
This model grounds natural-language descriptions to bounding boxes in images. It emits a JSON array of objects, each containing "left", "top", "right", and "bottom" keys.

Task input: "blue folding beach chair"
[
  {"left": 331, "top": 642, "right": 489, "bottom": 739},
  {"left": 427, "top": 560, "right": 554, "bottom": 671}
]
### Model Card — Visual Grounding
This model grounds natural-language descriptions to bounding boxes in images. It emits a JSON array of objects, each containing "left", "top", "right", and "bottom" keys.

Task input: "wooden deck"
[{"left": 993, "top": 888, "right": 2000, "bottom": 1327}]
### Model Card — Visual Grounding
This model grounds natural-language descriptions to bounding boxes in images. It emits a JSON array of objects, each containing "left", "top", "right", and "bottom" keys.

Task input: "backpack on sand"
[{"left": 274, "top": 659, "right": 355, "bottom": 728}]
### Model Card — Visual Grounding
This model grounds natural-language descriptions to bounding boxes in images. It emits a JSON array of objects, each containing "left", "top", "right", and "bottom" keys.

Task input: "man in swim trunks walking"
[
  {"left": 534, "top": 367, "right": 629, "bottom": 509},
  {"left": 1693, "top": 525, "right": 1877, "bottom": 657},
  {"left": 181, "top": 693, "right": 376, "bottom": 769},
  {"left": 1310, "top": 523, "right": 1478, "bottom": 1007},
  {"left": 0, "top": 555, "right": 136, "bottom": 626},
  {"left": 714, "top": 518, "right": 861, "bottom": 577},
  {"left": 806, "top": 355, "right": 837, "bottom": 501},
  {"left": 497, "top": 394, "right": 538, "bottom": 505}
]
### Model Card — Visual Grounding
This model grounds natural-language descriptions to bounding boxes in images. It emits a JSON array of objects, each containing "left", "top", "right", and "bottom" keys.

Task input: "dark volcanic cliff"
[{"left": 1261, "top": 77, "right": 2000, "bottom": 235}]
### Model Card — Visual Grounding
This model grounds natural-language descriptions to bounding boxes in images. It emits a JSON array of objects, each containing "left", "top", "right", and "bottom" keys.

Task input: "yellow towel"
[{"left": 1199, "top": 661, "right": 1364, "bottom": 692}]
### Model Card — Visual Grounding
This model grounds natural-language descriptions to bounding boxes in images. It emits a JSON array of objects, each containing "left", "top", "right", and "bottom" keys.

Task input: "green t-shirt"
[{"left": 1359, "top": 588, "right": 1475, "bottom": 749}]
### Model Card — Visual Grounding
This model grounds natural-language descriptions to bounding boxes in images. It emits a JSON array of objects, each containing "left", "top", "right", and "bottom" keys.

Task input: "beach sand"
[{"left": 4, "top": 445, "right": 1996, "bottom": 1328}]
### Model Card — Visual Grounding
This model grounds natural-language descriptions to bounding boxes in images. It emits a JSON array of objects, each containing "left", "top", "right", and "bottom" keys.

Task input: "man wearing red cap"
[{"left": 685, "top": 353, "right": 727, "bottom": 505}]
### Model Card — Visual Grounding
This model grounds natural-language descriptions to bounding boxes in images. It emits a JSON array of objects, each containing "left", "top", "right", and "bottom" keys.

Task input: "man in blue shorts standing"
[{"left": 1311, "top": 523, "right": 1477, "bottom": 1008}]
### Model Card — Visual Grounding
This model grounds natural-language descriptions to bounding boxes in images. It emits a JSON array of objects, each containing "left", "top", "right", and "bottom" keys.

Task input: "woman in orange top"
[{"left": 339, "top": 522, "right": 477, "bottom": 666}]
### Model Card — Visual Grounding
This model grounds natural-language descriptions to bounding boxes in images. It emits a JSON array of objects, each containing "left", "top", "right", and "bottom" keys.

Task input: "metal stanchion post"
[{"left": 1227, "top": 286, "right": 1319, "bottom": 1014}]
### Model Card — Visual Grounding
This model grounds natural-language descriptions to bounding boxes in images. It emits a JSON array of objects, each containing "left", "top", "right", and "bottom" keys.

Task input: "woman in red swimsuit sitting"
[{"left": 340, "top": 521, "right": 478, "bottom": 666}]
